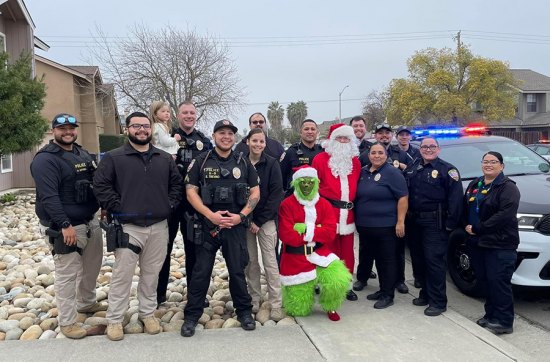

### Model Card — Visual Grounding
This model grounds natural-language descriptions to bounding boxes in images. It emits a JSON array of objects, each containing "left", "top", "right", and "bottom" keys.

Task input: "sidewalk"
[{"left": 1, "top": 280, "right": 532, "bottom": 362}]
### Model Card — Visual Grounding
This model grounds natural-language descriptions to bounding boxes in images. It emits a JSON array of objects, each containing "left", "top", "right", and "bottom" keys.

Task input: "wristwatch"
[
  {"left": 61, "top": 221, "right": 71, "bottom": 229},
  {"left": 239, "top": 213, "right": 247, "bottom": 223}
]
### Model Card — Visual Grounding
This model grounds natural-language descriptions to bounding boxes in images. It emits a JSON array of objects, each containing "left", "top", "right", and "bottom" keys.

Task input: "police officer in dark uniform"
[
  {"left": 350, "top": 115, "right": 372, "bottom": 156},
  {"left": 404, "top": 136, "right": 463, "bottom": 316},
  {"left": 235, "top": 112, "right": 285, "bottom": 160},
  {"left": 280, "top": 119, "right": 323, "bottom": 192},
  {"left": 156, "top": 101, "right": 212, "bottom": 306},
  {"left": 396, "top": 126, "right": 420, "bottom": 164},
  {"left": 181, "top": 119, "right": 260, "bottom": 337},
  {"left": 30, "top": 113, "right": 103, "bottom": 339}
]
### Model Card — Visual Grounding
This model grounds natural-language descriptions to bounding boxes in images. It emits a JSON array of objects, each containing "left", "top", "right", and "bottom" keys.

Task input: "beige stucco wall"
[{"left": 36, "top": 60, "right": 78, "bottom": 121}]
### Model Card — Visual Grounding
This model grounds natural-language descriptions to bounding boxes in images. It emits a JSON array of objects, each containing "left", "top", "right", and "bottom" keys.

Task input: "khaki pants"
[
  {"left": 50, "top": 219, "right": 103, "bottom": 326},
  {"left": 107, "top": 221, "right": 168, "bottom": 323},
  {"left": 245, "top": 220, "right": 282, "bottom": 308}
]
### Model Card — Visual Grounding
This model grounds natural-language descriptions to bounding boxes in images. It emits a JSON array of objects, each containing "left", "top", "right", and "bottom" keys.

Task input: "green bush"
[
  {"left": 0, "top": 193, "right": 17, "bottom": 203},
  {"left": 99, "top": 134, "right": 126, "bottom": 153}
]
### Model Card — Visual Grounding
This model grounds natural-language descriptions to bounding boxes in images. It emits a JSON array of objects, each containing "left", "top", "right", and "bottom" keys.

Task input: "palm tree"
[
  {"left": 267, "top": 101, "right": 285, "bottom": 142},
  {"left": 287, "top": 101, "right": 308, "bottom": 134}
]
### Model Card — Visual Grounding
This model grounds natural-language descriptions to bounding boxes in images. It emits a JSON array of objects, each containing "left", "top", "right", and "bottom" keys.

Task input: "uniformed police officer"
[
  {"left": 396, "top": 126, "right": 420, "bottom": 164},
  {"left": 234, "top": 112, "right": 285, "bottom": 160},
  {"left": 350, "top": 115, "right": 373, "bottom": 155},
  {"left": 30, "top": 113, "right": 103, "bottom": 339},
  {"left": 156, "top": 101, "right": 212, "bottom": 306},
  {"left": 181, "top": 119, "right": 260, "bottom": 337},
  {"left": 404, "top": 136, "right": 463, "bottom": 316},
  {"left": 362, "top": 123, "right": 410, "bottom": 169},
  {"left": 280, "top": 119, "right": 323, "bottom": 192}
]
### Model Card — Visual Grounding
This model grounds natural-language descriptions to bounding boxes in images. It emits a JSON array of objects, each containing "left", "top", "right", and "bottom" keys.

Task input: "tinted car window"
[{"left": 438, "top": 139, "right": 550, "bottom": 180}]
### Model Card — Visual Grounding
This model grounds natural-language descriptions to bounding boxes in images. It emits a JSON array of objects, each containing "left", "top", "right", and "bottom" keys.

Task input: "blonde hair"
[{"left": 149, "top": 101, "right": 172, "bottom": 133}]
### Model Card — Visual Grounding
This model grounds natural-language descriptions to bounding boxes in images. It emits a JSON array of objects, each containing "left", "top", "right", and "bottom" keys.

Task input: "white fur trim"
[
  {"left": 292, "top": 167, "right": 318, "bottom": 181},
  {"left": 295, "top": 193, "right": 320, "bottom": 207},
  {"left": 304, "top": 222, "right": 315, "bottom": 242},
  {"left": 340, "top": 175, "right": 350, "bottom": 202},
  {"left": 329, "top": 125, "right": 355, "bottom": 140},
  {"left": 280, "top": 269, "right": 317, "bottom": 286},
  {"left": 307, "top": 252, "right": 340, "bottom": 267},
  {"left": 339, "top": 222, "right": 356, "bottom": 235}
]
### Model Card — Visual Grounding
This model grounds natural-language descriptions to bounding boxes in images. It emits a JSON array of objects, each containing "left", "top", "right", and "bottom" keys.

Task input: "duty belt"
[
  {"left": 39, "top": 218, "right": 92, "bottom": 228},
  {"left": 284, "top": 243, "right": 321, "bottom": 256},
  {"left": 327, "top": 198, "right": 354, "bottom": 210}
]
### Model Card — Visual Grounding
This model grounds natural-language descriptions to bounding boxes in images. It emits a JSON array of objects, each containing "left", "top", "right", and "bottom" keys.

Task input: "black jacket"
[
  {"left": 93, "top": 143, "right": 183, "bottom": 226},
  {"left": 464, "top": 174, "right": 520, "bottom": 249},
  {"left": 251, "top": 153, "right": 284, "bottom": 226}
]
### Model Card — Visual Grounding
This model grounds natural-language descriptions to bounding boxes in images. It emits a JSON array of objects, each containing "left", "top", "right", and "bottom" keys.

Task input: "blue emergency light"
[{"left": 412, "top": 124, "right": 487, "bottom": 139}]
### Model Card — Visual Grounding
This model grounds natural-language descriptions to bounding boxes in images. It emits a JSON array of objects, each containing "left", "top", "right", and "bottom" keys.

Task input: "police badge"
[{"left": 232, "top": 167, "right": 241, "bottom": 179}]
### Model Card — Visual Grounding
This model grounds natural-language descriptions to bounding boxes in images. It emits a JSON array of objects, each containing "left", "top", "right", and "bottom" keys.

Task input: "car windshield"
[{"left": 438, "top": 138, "right": 550, "bottom": 180}]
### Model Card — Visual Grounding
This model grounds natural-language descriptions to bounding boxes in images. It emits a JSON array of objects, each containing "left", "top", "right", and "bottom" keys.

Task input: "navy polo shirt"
[{"left": 355, "top": 162, "right": 409, "bottom": 228}]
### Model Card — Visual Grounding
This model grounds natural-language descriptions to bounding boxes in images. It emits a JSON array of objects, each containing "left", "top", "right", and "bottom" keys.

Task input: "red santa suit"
[
  {"left": 279, "top": 189, "right": 338, "bottom": 286},
  {"left": 312, "top": 124, "right": 360, "bottom": 275}
]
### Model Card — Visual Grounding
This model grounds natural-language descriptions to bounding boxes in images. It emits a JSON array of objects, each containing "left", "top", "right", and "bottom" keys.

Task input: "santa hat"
[
  {"left": 292, "top": 165, "right": 318, "bottom": 182},
  {"left": 328, "top": 123, "right": 354, "bottom": 140}
]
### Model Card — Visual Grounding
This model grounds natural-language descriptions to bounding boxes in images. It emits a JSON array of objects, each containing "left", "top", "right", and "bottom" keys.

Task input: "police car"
[
  {"left": 412, "top": 125, "right": 550, "bottom": 296},
  {"left": 527, "top": 140, "right": 550, "bottom": 161}
]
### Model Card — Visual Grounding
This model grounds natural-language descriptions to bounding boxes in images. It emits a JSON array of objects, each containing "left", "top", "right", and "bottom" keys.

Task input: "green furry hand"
[{"left": 294, "top": 223, "right": 307, "bottom": 234}]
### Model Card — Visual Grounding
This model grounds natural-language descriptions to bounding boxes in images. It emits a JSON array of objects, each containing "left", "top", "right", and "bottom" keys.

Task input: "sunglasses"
[
  {"left": 251, "top": 120, "right": 265, "bottom": 125},
  {"left": 56, "top": 116, "right": 77, "bottom": 125}
]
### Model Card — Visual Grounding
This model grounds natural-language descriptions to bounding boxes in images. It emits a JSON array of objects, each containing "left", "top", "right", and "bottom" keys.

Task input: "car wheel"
[{"left": 447, "top": 232, "right": 484, "bottom": 297}]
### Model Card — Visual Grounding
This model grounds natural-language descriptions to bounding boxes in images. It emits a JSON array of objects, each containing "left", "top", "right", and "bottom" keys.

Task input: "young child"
[{"left": 149, "top": 101, "right": 180, "bottom": 156}]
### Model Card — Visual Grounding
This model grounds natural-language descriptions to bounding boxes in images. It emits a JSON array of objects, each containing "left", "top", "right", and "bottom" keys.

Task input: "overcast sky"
[{"left": 26, "top": 0, "right": 550, "bottom": 133}]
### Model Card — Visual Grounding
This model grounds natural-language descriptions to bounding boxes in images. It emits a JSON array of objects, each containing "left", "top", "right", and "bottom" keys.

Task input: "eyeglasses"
[
  {"left": 128, "top": 124, "right": 151, "bottom": 130},
  {"left": 420, "top": 145, "right": 438, "bottom": 150},
  {"left": 251, "top": 120, "right": 265, "bottom": 125},
  {"left": 481, "top": 160, "right": 501, "bottom": 165},
  {"left": 56, "top": 116, "right": 77, "bottom": 124}
]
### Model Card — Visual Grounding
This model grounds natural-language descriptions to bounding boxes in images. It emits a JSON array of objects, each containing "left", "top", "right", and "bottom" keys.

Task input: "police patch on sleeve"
[
  {"left": 187, "top": 159, "right": 195, "bottom": 173},
  {"left": 448, "top": 169, "right": 459, "bottom": 181}
]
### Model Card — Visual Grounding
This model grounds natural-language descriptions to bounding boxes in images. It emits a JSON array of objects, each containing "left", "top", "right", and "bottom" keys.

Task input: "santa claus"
[
  {"left": 312, "top": 123, "right": 361, "bottom": 301},
  {"left": 279, "top": 165, "right": 351, "bottom": 321}
]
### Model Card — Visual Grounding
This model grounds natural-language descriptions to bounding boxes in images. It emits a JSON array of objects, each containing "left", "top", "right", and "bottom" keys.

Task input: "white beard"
[{"left": 325, "top": 140, "right": 359, "bottom": 177}]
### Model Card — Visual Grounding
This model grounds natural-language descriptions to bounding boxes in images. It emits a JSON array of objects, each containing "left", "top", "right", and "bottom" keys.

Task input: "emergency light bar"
[{"left": 412, "top": 124, "right": 487, "bottom": 138}]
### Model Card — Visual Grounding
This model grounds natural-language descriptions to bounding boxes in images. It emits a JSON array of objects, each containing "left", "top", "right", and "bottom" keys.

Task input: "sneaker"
[
  {"left": 374, "top": 296, "right": 394, "bottom": 309},
  {"left": 141, "top": 316, "right": 161, "bottom": 335},
  {"left": 180, "top": 320, "right": 197, "bottom": 337},
  {"left": 77, "top": 302, "right": 108, "bottom": 313},
  {"left": 270, "top": 308, "right": 285, "bottom": 322},
  {"left": 252, "top": 302, "right": 260, "bottom": 314},
  {"left": 238, "top": 314, "right": 256, "bottom": 331},
  {"left": 106, "top": 322, "right": 124, "bottom": 341},
  {"left": 60, "top": 323, "right": 86, "bottom": 339}
]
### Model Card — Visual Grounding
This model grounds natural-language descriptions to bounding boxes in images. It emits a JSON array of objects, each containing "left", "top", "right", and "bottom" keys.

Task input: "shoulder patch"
[
  {"left": 448, "top": 169, "right": 459, "bottom": 181},
  {"left": 280, "top": 152, "right": 286, "bottom": 162},
  {"left": 187, "top": 159, "right": 196, "bottom": 173}
]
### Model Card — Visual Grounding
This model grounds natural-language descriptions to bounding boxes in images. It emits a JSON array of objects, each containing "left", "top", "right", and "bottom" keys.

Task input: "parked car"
[
  {"left": 412, "top": 127, "right": 550, "bottom": 297},
  {"left": 527, "top": 141, "right": 550, "bottom": 161}
]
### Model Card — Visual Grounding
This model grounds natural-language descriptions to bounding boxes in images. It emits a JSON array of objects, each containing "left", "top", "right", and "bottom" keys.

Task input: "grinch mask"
[{"left": 292, "top": 176, "right": 319, "bottom": 201}]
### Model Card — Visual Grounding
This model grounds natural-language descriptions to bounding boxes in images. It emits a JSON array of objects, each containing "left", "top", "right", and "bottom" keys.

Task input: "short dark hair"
[
  {"left": 248, "top": 112, "right": 266, "bottom": 124},
  {"left": 246, "top": 128, "right": 266, "bottom": 140},
  {"left": 125, "top": 111, "right": 150, "bottom": 127},
  {"left": 483, "top": 151, "right": 504, "bottom": 163},
  {"left": 301, "top": 119, "right": 317, "bottom": 128},
  {"left": 349, "top": 116, "right": 366, "bottom": 125},
  {"left": 420, "top": 136, "right": 440, "bottom": 147}
]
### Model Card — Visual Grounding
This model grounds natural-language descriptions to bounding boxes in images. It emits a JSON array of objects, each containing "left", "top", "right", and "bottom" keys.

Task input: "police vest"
[
  {"left": 174, "top": 128, "right": 210, "bottom": 174},
  {"left": 199, "top": 151, "right": 250, "bottom": 213},
  {"left": 36, "top": 142, "right": 96, "bottom": 204},
  {"left": 290, "top": 142, "right": 321, "bottom": 166}
]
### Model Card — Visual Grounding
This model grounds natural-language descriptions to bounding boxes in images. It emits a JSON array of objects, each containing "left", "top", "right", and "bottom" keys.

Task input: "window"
[
  {"left": 527, "top": 94, "right": 537, "bottom": 112},
  {"left": 0, "top": 32, "right": 5, "bottom": 52},
  {"left": 1, "top": 154, "right": 12, "bottom": 173}
]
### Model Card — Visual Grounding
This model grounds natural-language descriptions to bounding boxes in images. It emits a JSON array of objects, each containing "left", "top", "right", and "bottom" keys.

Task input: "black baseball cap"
[
  {"left": 396, "top": 126, "right": 411, "bottom": 135},
  {"left": 213, "top": 119, "right": 238, "bottom": 133},
  {"left": 375, "top": 123, "right": 392, "bottom": 132},
  {"left": 52, "top": 114, "right": 79, "bottom": 128}
]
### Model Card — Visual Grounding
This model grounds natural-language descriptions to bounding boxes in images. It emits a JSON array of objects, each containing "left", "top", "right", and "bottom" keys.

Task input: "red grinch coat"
[
  {"left": 311, "top": 152, "right": 360, "bottom": 235},
  {"left": 278, "top": 193, "right": 338, "bottom": 286}
]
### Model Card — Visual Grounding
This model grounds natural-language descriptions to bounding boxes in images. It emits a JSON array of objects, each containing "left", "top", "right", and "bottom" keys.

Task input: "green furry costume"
[{"left": 278, "top": 171, "right": 352, "bottom": 318}]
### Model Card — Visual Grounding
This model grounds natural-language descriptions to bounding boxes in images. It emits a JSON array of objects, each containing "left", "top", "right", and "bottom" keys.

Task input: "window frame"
[
  {"left": 0, "top": 32, "right": 5, "bottom": 52},
  {"left": 1, "top": 153, "right": 13, "bottom": 173},
  {"left": 526, "top": 93, "right": 537, "bottom": 113}
]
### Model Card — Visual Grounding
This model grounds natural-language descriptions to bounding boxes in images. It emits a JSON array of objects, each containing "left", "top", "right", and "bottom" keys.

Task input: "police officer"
[
  {"left": 157, "top": 101, "right": 212, "bottom": 306},
  {"left": 30, "top": 113, "right": 103, "bottom": 339},
  {"left": 404, "top": 136, "right": 463, "bottom": 316},
  {"left": 235, "top": 112, "right": 285, "bottom": 160},
  {"left": 181, "top": 119, "right": 260, "bottom": 337},
  {"left": 280, "top": 119, "right": 323, "bottom": 192},
  {"left": 396, "top": 126, "right": 420, "bottom": 164},
  {"left": 350, "top": 115, "right": 372, "bottom": 155},
  {"left": 361, "top": 123, "right": 409, "bottom": 168}
]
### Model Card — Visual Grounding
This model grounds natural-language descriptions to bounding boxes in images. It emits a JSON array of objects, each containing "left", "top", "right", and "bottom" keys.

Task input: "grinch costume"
[{"left": 278, "top": 165, "right": 351, "bottom": 321}]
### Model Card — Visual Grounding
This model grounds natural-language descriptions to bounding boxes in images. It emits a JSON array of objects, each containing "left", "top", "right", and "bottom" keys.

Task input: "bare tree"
[
  {"left": 361, "top": 90, "right": 387, "bottom": 130},
  {"left": 90, "top": 24, "right": 245, "bottom": 128}
]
